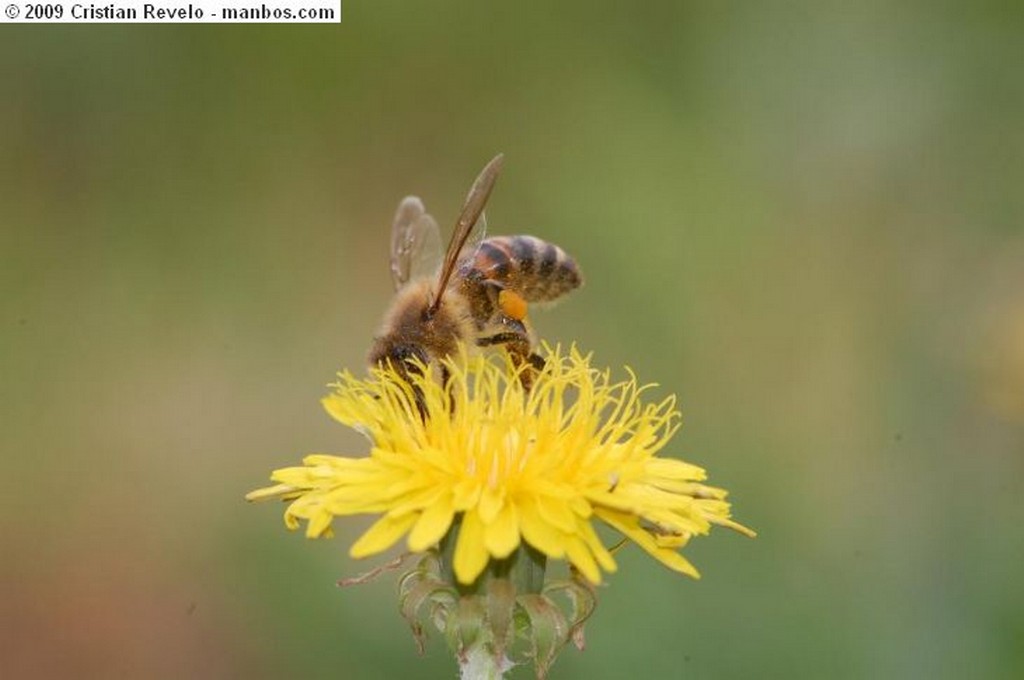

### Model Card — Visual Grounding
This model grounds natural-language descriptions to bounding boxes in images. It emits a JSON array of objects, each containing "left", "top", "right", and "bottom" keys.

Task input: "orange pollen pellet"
[{"left": 498, "top": 289, "right": 528, "bottom": 320}]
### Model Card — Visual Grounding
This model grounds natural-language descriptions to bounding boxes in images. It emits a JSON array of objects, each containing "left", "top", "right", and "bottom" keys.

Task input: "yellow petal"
[
  {"left": 518, "top": 497, "right": 566, "bottom": 558},
  {"left": 645, "top": 457, "right": 706, "bottom": 481},
  {"left": 269, "top": 465, "right": 329, "bottom": 487},
  {"left": 568, "top": 494, "right": 593, "bottom": 518},
  {"left": 307, "top": 509, "right": 334, "bottom": 538},
  {"left": 453, "top": 510, "right": 489, "bottom": 584},
  {"left": 709, "top": 515, "right": 758, "bottom": 538},
  {"left": 302, "top": 454, "right": 367, "bottom": 470},
  {"left": 644, "top": 545, "right": 700, "bottom": 578},
  {"left": 350, "top": 513, "right": 418, "bottom": 558},
  {"left": 643, "top": 508, "right": 710, "bottom": 536},
  {"left": 245, "top": 484, "right": 298, "bottom": 502},
  {"left": 535, "top": 494, "right": 577, "bottom": 533},
  {"left": 483, "top": 501, "right": 520, "bottom": 558},
  {"left": 321, "top": 393, "right": 356, "bottom": 426},
  {"left": 407, "top": 493, "right": 455, "bottom": 551},
  {"left": 595, "top": 507, "right": 700, "bottom": 579},
  {"left": 478, "top": 486, "right": 505, "bottom": 524},
  {"left": 654, "top": 531, "right": 691, "bottom": 549},
  {"left": 585, "top": 489, "right": 641, "bottom": 514},
  {"left": 576, "top": 516, "right": 617, "bottom": 573},
  {"left": 451, "top": 478, "right": 481, "bottom": 510},
  {"left": 384, "top": 484, "right": 447, "bottom": 517},
  {"left": 564, "top": 534, "right": 601, "bottom": 584}
]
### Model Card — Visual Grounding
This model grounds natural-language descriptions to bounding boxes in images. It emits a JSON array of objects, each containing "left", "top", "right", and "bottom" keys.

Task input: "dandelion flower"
[{"left": 248, "top": 345, "right": 753, "bottom": 585}]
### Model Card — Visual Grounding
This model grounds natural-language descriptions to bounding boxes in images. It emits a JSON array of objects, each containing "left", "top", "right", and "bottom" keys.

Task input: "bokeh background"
[{"left": 3, "top": 3, "right": 1023, "bottom": 678}]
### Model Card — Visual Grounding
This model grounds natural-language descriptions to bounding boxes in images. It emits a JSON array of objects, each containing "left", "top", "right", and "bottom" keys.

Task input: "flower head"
[{"left": 248, "top": 345, "right": 753, "bottom": 585}]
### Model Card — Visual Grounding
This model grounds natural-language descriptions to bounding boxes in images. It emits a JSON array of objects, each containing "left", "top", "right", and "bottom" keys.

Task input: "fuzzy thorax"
[{"left": 368, "top": 278, "right": 477, "bottom": 369}]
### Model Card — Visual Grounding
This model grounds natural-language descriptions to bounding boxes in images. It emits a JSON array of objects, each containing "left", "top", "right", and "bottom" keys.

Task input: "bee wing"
[
  {"left": 459, "top": 209, "right": 487, "bottom": 261},
  {"left": 429, "top": 154, "right": 504, "bottom": 314},
  {"left": 390, "top": 196, "right": 442, "bottom": 291}
]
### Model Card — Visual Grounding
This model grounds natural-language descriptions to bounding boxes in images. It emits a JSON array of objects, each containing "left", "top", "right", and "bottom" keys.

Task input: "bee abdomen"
[{"left": 471, "top": 235, "right": 582, "bottom": 302}]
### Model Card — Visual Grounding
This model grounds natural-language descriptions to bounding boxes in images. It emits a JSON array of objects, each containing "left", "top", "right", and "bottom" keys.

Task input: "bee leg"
[
  {"left": 403, "top": 374, "right": 429, "bottom": 422},
  {"left": 476, "top": 332, "right": 523, "bottom": 347},
  {"left": 509, "top": 346, "right": 540, "bottom": 392},
  {"left": 411, "top": 386, "right": 428, "bottom": 421},
  {"left": 527, "top": 353, "right": 545, "bottom": 372},
  {"left": 392, "top": 359, "right": 429, "bottom": 422},
  {"left": 476, "top": 332, "right": 539, "bottom": 390},
  {"left": 439, "top": 363, "right": 456, "bottom": 416}
]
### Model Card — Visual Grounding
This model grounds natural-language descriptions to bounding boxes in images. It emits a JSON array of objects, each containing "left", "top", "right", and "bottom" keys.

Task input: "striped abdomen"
[{"left": 467, "top": 235, "right": 582, "bottom": 302}]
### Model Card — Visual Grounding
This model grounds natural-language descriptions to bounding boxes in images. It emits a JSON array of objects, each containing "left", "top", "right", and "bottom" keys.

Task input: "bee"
[{"left": 368, "top": 154, "right": 583, "bottom": 396}]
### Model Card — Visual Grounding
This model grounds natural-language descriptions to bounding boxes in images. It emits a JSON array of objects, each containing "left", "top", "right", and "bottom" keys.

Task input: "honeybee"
[{"left": 368, "top": 154, "right": 582, "bottom": 395}]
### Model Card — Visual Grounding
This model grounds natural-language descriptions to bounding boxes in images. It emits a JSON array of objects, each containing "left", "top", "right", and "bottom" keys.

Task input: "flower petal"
[
  {"left": 407, "top": 493, "right": 455, "bottom": 551},
  {"left": 307, "top": 508, "right": 334, "bottom": 538},
  {"left": 564, "top": 535, "right": 601, "bottom": 584},
  {"left": 245, "top": 484, "right": 299, "bottom": 502},
  {"left": 451, "top": 478, "right": 481, "bottom": 510},
  {"left": 644, "top": 457, "right": 706, "bottom": 482},
  {"left": 518, "top": 497, "right": 567, "bottom": 559},
  {"left": 483, "top": 501, "right": 520, "bottom": 559},
  {"left": 350, "top": 512, "right": 418, "bottom": 558},
  {"left": 595, "top": 507, "right": 700, "bottom": 579},
  {"left": 576, "top": 515, "right": 617, "bottom": 573},
  {"left": 535, "top": 494, "right": 577, "bottom": 533},
  {"left": 453, "top": 510, "right": 489, "bottom": 584},
  {"left": 478, "top": 486, "right": 505, "bottom": 524}
]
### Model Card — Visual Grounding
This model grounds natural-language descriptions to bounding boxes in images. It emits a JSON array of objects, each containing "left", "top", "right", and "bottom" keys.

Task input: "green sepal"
[
  {"left": 486, "top": 578, "right": 516, "bottom": 660},
  {"left": 446, "top": 595, "right": 486, "bottom": 660},
  {"left": 543, "top": 575, "right": 596, "bottom": 651},
  {"left": 515, "top": 594, "right": 568, "bottom": 680},
  {"left": 398, "top": 554, "right": 456, "bottom": 654}
]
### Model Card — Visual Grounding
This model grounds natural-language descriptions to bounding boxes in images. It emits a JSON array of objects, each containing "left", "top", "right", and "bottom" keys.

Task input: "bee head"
[
  {"left": 368, "top": 338, "right": 430, "bottom": 381},
  {"left": 367, "top": 339, "right": 432, "bottom": 420}
]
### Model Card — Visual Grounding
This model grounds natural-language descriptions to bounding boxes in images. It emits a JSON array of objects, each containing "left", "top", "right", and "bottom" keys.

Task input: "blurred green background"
[{"left": 3, "top": 3, "right": 1023, "bottom": 678}]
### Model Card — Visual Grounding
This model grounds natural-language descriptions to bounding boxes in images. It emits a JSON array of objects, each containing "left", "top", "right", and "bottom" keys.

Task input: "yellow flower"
[{"left": 247, "top": 345, "right": 754, "bottom": 585}]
